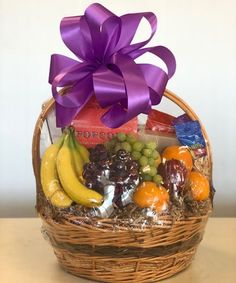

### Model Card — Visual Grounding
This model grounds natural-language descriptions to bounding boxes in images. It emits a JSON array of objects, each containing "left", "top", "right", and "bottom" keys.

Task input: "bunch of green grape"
[{"left": 105, "top": 133, "right": 163, "bottom": 185}]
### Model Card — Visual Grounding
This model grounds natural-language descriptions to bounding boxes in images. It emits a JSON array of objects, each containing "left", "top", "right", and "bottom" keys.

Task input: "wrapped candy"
[
  {"left": 159, "top": 159, "right": 188, "bottom": 203},
  {"left": 83, "top": 146, "right": 140, "bottom": 217}
]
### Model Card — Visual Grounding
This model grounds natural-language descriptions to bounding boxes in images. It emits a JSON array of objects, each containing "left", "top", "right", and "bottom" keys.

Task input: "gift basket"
[{"left": 32, "top": 3, "right": 214, "bottom": 283}]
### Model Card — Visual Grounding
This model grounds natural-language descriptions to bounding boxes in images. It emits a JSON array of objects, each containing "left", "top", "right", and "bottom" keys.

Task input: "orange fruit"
[
  {"left": 133, "top": 182, "right": 169, "bottom": 212},
  {"left": 154, "top": 198, "right": 169, "bottom": 212},
  {"left": 162, "top": 146, "right": 193, "bottom": 171},
  {"left": 189, "top": 171, "right": 210, "bottom": 201}
]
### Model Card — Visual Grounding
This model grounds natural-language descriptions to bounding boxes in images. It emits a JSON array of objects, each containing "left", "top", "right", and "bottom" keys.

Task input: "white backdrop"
[{"left": 0, "top": 0, "right": 235, "bottom": 217}]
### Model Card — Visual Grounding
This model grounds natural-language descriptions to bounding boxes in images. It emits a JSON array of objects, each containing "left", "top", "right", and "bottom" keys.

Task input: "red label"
[{"left": 72, "top": 102, "right": 138, "bottom": 148}]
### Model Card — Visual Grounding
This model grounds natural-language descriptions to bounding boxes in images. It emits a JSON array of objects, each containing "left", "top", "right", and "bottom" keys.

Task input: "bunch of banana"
[{"left": 40, "top": 129, "right": 103, "bottom": 208}]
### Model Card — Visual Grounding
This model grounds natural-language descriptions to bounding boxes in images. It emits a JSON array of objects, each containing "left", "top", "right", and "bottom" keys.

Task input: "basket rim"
[{"left": 39, "top": 209, "right": 212, "bottom": 232}]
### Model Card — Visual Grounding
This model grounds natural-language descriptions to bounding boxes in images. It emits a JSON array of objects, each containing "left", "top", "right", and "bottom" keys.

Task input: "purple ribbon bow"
[{"left": 49, "top": 3, "right": 176, "bottom": 128}]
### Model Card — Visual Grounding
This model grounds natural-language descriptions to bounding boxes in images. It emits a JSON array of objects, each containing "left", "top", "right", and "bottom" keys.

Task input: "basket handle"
[
  {"left": 164, "top": 89, "right": 212, "bottom": 177},
  {"left": 32, "top": 90, "right": 212, "bottom": 209}
]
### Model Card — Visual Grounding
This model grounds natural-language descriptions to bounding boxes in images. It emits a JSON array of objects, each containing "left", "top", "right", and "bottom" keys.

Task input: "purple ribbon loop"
[{"left": 49, "top": 3, "right": 176, "bottom": 128}]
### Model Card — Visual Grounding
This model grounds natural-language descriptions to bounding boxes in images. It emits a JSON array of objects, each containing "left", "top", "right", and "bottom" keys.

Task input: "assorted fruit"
[
  {"left": 40, "top": 128, "right": 211, "bottom": 218},
  {"left": 83, "top": 146, "right": 139, "bottom": 207},
  {"left": 189, "top": 171, "right": 210, "bottom": 201},
  {"left": 40, "top": 129, "right": 103, "bottom": 208},
  {"left": 133, "top": 182, "right": 169, "bottom": 212},
  {"left": 40, "top": 133, "right": 73, "bottom": 208},
  {"left": 162, "top": 145, "right": 193, "bottom": 172},
  {"left": 105, "top": 133, "right": 162, "bottom": 185}
]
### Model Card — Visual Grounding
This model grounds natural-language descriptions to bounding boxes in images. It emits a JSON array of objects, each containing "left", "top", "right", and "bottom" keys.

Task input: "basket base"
[{"left": 54, "top": 247, "right": 196, "bottom": 283}]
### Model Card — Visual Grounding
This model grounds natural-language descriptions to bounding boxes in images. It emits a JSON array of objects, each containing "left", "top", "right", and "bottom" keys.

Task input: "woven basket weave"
[{"left": 32, "top": 89, "right": 212, "bottom": 283}]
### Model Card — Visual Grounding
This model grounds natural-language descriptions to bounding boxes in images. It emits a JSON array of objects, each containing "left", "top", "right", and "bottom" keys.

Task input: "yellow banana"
[
  {"left": 57, "top": 134, "right": 103, "bottom": 207},
  {"left": 40, "top": 134, "right": 73, "bottom": 208},
  {"left": 68, "top": 130, "right": 84, "bottom": 179},
  {"left": 71, "top": 129, "right": 90, "bottom": 163},
  {"left": 50, "top": 190, "right": 72, "bottom": 208}
]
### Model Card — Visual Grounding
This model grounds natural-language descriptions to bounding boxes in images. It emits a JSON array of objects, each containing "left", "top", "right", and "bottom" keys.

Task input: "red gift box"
[
  {"left": 145, "top": 109, "right": 176, "bottom": 137},
  {"left": 72, "top": 98, "right": 138, "bottom": 148}
]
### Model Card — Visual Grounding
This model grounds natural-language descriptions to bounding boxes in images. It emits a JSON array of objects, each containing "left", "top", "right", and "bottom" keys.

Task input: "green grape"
[
  {"left": 153, "top": 150, "right": 162, "bottom": 167},
  {"left": 142, "top": 148, "right": 153, "bottom": 157},
  {"left": 146, "top": 141, "right": 157, "bottom": 150},
  {"left": 105, "top": 141, "right": 112, "bottom": 150},
  {"left": 152, "top": 150, "right": 161, "bottom": 159},
  {"left": 132, "top": 151, "right": 142, "bottom": 160},
  {"left": 105, "top": 138, "right": 116, "bottom": 151},
  {"left": 115, "top": 143, "right": 122, "bottom": 152},
  {"left": 154, "top": 157, "right": 162, "bottom": 167},
  {"left": 139, "top": 156, "right": 148, "bottom": 166},
  {"left": 149, "top": 166, "right": 157, "bottom": 177},
  {"left": 140, "top": 165, "right": 151, "bottom": 174},
  {"left": 142, "top": 174, "right": 153, "bottom": 181},
  {"left": 109, "top": 138, "right": 116, "bottom": 146},
  {"left": 126, "top": 134, "right": 137, "bottom": 144},
  {"left": 132, "top": 141, "right": 144, "bottom": 152},
  {"left": 153, "top": 174, "right": 163, "bottom": 185},
  {"left": 148, "top": 158, "right": 155, "bottom": 166},
  {"left": 121, "top": 141, "right": 132, "bottom": 152},
  {"left": 117, "top": 132, "right": 126, "bottom": 142}
]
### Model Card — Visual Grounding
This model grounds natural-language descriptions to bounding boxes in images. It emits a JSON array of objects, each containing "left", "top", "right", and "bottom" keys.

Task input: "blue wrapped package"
[
  {"left": 174, "top": 120, "right": 205, "bottom": 148},
  {"left": 174, "top": 120, "right": 206, "bottom": 158},
  {"left": 173, "top": 113, "right": 191, "bottom": 125}
]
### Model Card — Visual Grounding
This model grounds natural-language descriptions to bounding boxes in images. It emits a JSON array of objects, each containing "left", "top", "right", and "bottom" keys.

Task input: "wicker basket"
[{"left": 32, "top": 89, "right": 212, "bottom": 283}]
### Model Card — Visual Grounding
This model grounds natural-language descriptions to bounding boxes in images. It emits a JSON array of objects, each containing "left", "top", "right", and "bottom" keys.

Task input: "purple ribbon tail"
[
  {"left": 55, "top": 103, "right": 79, "bottom": 128},
  {"left": 49, "top": 54, "right": 79, "bottom": 84}
]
